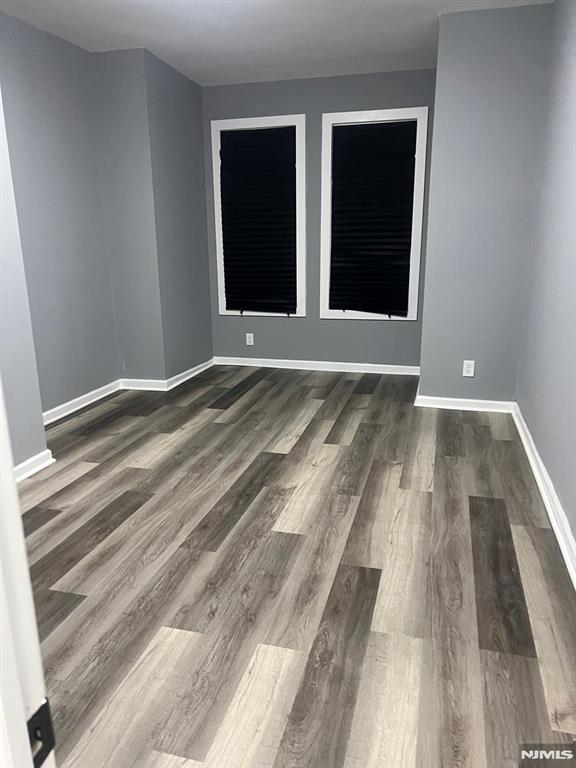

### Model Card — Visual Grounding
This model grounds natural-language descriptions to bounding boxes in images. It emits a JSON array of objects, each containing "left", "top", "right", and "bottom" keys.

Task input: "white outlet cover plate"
[{"left": 462, "top": 359, "right": 475, "bottom": 377}]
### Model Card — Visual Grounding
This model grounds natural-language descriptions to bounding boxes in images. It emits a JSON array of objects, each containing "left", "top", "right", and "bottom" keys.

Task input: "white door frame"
[
  {"left": 0, "top": 376, "right": 55, "bottom": 767},
  {"left": 0, "top": 558, "right": 34, "bottom": 768}
]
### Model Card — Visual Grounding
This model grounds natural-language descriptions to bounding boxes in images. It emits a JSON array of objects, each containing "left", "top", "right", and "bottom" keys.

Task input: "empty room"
[{"left": 0, "top": 0, "right": 574, "bottom": 766}]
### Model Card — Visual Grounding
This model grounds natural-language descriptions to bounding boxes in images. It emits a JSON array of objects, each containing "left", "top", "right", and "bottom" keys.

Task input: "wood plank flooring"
[{"left": 18, "top": 365, "right": 576, "bottom": 767}]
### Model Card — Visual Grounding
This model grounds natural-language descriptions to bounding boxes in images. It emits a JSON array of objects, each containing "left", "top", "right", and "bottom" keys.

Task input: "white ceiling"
[{"left": 0, "top": 0, "right": 550, "bottom": 86}]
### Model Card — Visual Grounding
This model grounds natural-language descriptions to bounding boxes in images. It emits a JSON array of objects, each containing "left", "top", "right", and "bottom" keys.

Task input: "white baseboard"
[
  {"left": 213, "top": 356, "right": 420, "bottom": 376},
  {"left": 43, "top": 381, "right": 121, "bottom": 425},
  {"left": 512, "top": 403, "right": 576, "bottom": 590},
  {"left": 165, "top": 359, "right": 214, "bottom": 389},
  {"left": 14, "top": 449, "right": 54, "bottom": 482},
  {"left": 42, "top": 359, "right": 214, "bottom": 425},
  {"left": 119, "top": 378, "right": 168, "bottom": 392},
  {"left": 414, "top": 394, "right": 515, "bottom": 412},
  {"left": 119, "top": 358, "right": 215, "bottom": 393}
]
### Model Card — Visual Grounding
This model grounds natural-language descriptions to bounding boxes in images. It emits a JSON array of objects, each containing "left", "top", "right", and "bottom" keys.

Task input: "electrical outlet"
[
  {"left": 246, "top": 332, "right": 254, "bottom": 346},
  {"left": 462, "top": 359, "right": 475, "bottom": 378}
]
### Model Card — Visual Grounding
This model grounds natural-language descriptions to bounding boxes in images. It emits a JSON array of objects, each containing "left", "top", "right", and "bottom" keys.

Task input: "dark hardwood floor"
[{"left": 18, "top": 365, "right": 576, "bottom": 767}]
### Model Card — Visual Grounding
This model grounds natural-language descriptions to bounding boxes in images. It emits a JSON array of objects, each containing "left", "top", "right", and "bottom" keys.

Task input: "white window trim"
[
  {"left": 211, "top": 114, "right": 306, "bottom": 317},
  {"left": 319, "top": 107, "right": 428, "bottom": 321}
]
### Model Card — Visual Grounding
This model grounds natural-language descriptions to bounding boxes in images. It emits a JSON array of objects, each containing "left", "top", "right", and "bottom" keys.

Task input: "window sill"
[
  {"left": 320, "top": 310, "right": 417, "bottom": 321},
  {"left": 219, "top": 309, "right": 306, "bottom": 318}
]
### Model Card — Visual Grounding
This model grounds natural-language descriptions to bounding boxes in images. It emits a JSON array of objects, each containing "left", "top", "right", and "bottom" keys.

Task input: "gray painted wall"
[
  {"left": 2, "top": 13, "right": 212, "bottom": 415},
  {"left": 0, "top": 13, "right": 119, "bottom": 410},
  {"left": 145, "top": 53, "right": 212, "bottom": 377},
  {"left": 202, "top": 70, "right": 435, "bottom": 365},
  {"left": 419, "top": 4, "right": 552, "bottom": 400},
  {"left": 0, "top": 86, "right": 47, "bottom": 465},
  {"left": 516, "top": 0, "right": 576, "bottom": 533},
  {"left": 93, "top": 49, "right": 166, "bottom": 380}
]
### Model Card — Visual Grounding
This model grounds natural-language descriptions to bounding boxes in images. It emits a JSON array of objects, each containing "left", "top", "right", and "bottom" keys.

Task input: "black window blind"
[
  {"left": 220, "top": 126, "right": 297, "bottom": 314},
  {"left": 329, "top": 120, "right": 417, "bottom": 317}
]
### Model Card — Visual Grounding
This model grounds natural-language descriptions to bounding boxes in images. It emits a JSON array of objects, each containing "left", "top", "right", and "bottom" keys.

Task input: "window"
[
  {"left": 320, "top": 108, "right": 428, "bottom": 321},
  {"left": 211, "top": 115, "right": 306, "bottom": 316}
]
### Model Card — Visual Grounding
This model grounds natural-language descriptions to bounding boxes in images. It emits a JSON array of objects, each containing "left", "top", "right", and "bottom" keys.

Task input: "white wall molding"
[
  {"left": 213, "top": 356, "right": 420, "bottom": 376},
  {"left": 43, "top": 381, "right": 121, "bottom": 426},
  {"left": 119, "top": 358, "right": 215, "bottom": 392},
  {"left": 414, "top": 394, "right": 515, "bottom": 412},
  {"left": 42, "top": 359, "right": 214, "bottom": 425},
  {"left": 118, "top": 378, "right": 167, "bottom": 392},
  {"left": 165, "top": 359, "right": 214, "bottom": 389},
  {"left": 14, "top": 449, "right": 54, "bottom": 482},
  {"left": 511, "top": 404, "right": 576, "bottom": 590}
]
